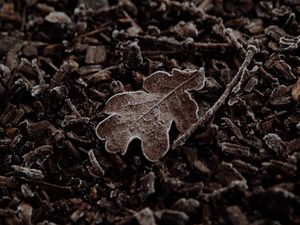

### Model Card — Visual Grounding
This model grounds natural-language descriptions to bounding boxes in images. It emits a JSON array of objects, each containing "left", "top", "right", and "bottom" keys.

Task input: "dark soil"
[{"left": 1, "top": 0, "right": 300, "bottom": 225}]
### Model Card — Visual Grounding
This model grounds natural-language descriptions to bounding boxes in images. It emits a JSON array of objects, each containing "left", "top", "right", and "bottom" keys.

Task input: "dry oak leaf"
[{"left": 96, "top": 68, "right": 205, "bottom": 161}]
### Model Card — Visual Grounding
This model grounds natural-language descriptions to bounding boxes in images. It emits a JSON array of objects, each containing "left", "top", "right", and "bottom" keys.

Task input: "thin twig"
[
  {"left": 75, "top": 21, "right": 112, "bottom": 40},
  {"left": 172, "top": 45, "right": 258, "bottom": 149},
  {"left": 232, "top": 65, "right": 259, "bottom": 94},
  {"left": 0, "top": 13, "right": 22, "bottom": 23},
  {"left": 66, "top": 98, "right": 81, "bottom": 117},
  {"left": 20, "top": 177, "right": 73, "bottom": 193},
  {"left": 129, "top": 34, "right": 233, "bottom": 53},
  {"left": 224, "top": 27, "right": 279, "bottom": 85},
  {"left": 198, "top": 0, "right": 213, "bottom": 11},
  {"left": 32, "top": 59, "right": 46, "bottom": 85}
]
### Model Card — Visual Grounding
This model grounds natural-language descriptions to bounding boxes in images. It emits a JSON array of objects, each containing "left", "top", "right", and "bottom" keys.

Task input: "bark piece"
[
  {"left": 291, "top": 78, "right": 300, "bottom": 101},
  {"left": 85, "top": 46, "right": 107, "bottom": 64},
  {"left": 226, "top": 206, "right": 249, "bottom": 225},
  {"left": 135, "top": 208, "right": 156, "bottom": 225}
]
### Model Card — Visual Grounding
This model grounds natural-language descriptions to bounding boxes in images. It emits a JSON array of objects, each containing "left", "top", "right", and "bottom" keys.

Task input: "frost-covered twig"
[
  {"left": 224, "top": 27, "right": 279, "bottom": 85},
  {"left": 172, "top": 45, "right": 258, "bottom": 149}
]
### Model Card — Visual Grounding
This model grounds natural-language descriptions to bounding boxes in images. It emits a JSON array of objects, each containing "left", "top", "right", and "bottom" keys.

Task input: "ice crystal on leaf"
[{"left": 96, "top": 68, "right": 205, "bottom": 161}]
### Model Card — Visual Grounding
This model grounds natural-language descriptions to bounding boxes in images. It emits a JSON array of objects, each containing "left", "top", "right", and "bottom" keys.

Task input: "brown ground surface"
[{"left": 1, "top": 0, "right": 300, "bottom": 225}]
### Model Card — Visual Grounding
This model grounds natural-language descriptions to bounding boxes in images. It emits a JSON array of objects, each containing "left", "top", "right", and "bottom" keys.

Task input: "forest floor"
[{"left": 1, "top": 0, "right": 300, "bottom": 225}]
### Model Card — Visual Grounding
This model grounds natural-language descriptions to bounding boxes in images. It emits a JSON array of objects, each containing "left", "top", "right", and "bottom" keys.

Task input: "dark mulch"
[{"left": 1, "top": 0, "right": 300, "bottom": 225}]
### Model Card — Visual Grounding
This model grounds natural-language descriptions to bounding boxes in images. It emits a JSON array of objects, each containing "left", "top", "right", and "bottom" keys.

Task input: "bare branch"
[{"left": 172, "top": 45, "right": 258, "bottom": 149}]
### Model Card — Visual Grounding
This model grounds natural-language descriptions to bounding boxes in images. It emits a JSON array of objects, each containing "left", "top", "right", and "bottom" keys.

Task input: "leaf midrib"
[{"left": 136, "top": 72, "right": 201, "bottom": 122}]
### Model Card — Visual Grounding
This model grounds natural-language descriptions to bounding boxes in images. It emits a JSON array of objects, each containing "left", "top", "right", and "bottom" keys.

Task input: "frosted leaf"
[{"left": 96, "top": 68, "right": 205, "bottom": 161}]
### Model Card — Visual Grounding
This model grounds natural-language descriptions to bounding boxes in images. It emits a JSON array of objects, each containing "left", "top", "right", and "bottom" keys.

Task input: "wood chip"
[{"left": 291, "top": 77, "right": 300, "bottom": 101}]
